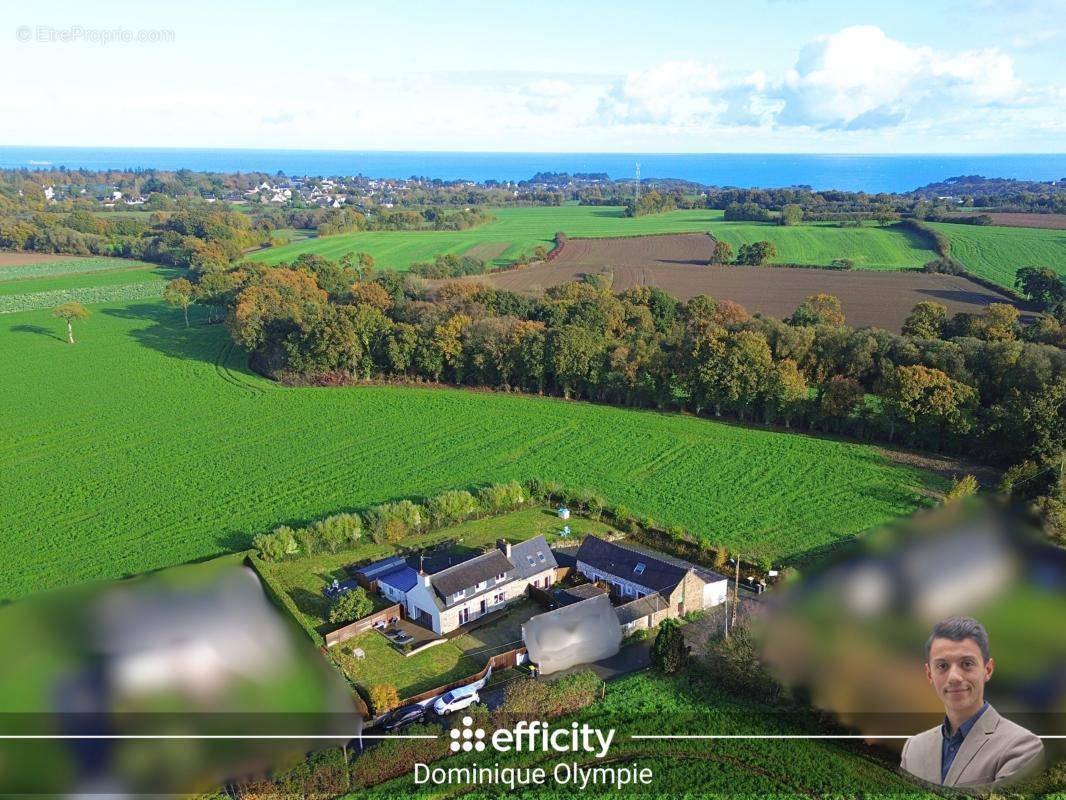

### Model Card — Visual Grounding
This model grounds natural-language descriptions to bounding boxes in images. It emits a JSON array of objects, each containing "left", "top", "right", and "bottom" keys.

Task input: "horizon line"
[{"left": 2, "top": 145, "right": 1065, "bottom": 157}]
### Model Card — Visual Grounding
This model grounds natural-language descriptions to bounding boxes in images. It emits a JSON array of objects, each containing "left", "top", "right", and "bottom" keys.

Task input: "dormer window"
[
  {"left": 537, "top": 551, "right": 546, "bottom": 563},
  {"left": 495, "top": 573, "right": 507, "bottom": 581},
  {"left": 633, "top": 562, "right": 646, "bottom": 576}
]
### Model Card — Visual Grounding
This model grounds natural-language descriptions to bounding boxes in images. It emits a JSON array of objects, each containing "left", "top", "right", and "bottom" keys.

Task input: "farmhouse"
[
  {"left": 386, "top": 536, "right": 558, "bottom": 635},
  {"left": 574, "top": 534, "right": 727, "bottom": 628}
]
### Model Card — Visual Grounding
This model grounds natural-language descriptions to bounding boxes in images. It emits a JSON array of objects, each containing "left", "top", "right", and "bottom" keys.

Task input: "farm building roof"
[
  {"left": 614, "top": 594, "right": 667, "bottom": 626},
  {"left": 354, "top": 555, "right": 407, "bottom": 580},
  {"left": 576, "top": 534, "right": 690, "bottom": 596},
  {"left": 559, "top": 583, "right": 607, "bottom": 605}
]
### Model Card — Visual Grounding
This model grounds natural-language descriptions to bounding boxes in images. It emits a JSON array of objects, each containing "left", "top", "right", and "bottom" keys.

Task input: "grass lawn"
[
  {"left": 329, "top": 629, "right": 480, "bottom": 700},
  {"left": 451, "top": 597, "right": 543, "bottom": 657},
  {"left": 248, "top": 204, "right": 939, "bottom": 271},
  {"left": 0, "top": 296, "right": 944, "bottom": 601},
  {"left": 927, "top": 221, "right": 1066, "bottom": 288},
  {"left": 254, "top": 507, "right": 615, "bottom": 636}
]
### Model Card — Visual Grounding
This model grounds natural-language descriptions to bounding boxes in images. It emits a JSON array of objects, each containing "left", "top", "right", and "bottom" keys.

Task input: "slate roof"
[
  {"left": 575, "top": 535, "right": 690, "bottom": 596},
  {"left": 509, "top": 535, "right": 558, "bottom": 579},
  {"left": 614, "top": 594, "right": 667, "bottom": 625},
  {"left": 431, "top": 549, "right": 514, "bottom": 599},
  {"left": 559, "top": 583, "right": 607, "bottom": 604}
]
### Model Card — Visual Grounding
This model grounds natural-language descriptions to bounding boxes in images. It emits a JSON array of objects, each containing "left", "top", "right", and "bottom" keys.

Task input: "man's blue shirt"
[{"left": 941, "top": 701, "right": 989, "bottom": 783}]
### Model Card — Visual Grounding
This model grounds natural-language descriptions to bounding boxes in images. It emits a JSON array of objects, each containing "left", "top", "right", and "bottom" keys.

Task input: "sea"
[{"left": 0, "top": 147, "right": 1064, "bottom": 194}]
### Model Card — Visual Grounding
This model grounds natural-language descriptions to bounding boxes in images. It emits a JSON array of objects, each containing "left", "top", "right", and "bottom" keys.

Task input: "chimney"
[
  {"left": 497, "top": 538, "right": 512, "bottom": 558},
  {"left": 419, "top": 570, "right": 431, "bottom": 588}
]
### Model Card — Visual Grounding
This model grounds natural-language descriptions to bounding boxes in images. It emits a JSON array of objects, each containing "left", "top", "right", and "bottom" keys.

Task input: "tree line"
[{"left": 199, "top": 253, "right": 1063, "bottom": 474}]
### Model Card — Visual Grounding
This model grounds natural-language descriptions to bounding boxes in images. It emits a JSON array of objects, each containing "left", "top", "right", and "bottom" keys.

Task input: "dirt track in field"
[
  {"left": 472, "top": 234, "right": 1030, "bottom": 333},
  {"left": 0, "top": 251, "right": 80, "bottom": 267}
]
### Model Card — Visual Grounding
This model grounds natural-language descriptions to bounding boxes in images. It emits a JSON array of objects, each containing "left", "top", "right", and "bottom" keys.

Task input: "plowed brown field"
[{"left": 474, "top": 234, "right": 1029, "bottom": 332}]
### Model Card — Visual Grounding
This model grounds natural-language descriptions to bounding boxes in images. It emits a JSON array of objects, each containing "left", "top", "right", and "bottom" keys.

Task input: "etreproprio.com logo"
[{"left": 417, "top": 717, "right": 654, "bottom": 790}]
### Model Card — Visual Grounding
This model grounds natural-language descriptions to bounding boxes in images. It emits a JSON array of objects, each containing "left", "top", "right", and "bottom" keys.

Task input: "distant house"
[
  {"left": 402, "top": 536, "right": 557, "bottom": 635},
  {"left": 574, "top": 534, "right": 727, "bottom": 627}
]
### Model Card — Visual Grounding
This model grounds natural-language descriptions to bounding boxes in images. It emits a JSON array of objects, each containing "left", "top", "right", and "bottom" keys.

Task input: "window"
[
  {"left": 633, "top": 562, "right": 646, "bottom": 576},
  {"left": 495, "top": 572, "right": 506, "bottom": 581},
  {"left": 536, "top": 551, "right": 546, "bottom": 563},
  {"left": 476, "top": 581, "right": 486, "bottom": 591},
  {"left": 493, "top": 592, "right": 505, "bottom": 605},
  {"left": 527, "top": 556, "right": 536, "bottom": 567}
]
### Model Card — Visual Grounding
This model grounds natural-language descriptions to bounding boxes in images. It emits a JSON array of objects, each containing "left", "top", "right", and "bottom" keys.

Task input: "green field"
[
  {"left": 0, "top": 295, "right": 943, "bottom": 601},
  {"left": 248, "top": 205, "right": 939, "bottom": 270},
  {"left": 712, "top": 219, "right": 935, "bottom": 269},
  {"left": 0, "top": 256, "right": 175, "bottom": 312},
  {"left": 927, "top": 221, "right": 1066, "bottom": 288}
]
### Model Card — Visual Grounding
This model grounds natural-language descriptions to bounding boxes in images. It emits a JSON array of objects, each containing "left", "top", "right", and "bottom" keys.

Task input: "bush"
[
  {"left": 329, "top": 587, "right": 373, "bottom": 625},
  {"left": 921, "top": 256, "right": 966, "bottom": 275},
  {"left": 650, "top": 619, "right": 685, "bottom": 674},
  {"left": 498, "top": 671, "right": 603, "bottom": 722},
  {"left": 252, "top": 525, "right": 299, "bottom": 561},
  {"left": 426, "top": 489, "right": 478, "bottom": 527},
  {"left": 828, "top": 258, "right": 854, "bottom": 270},
  {"left": 295, "top": 526, "right": 316, "bottom": 556},
  {"left": 477, "top": 480, "right": 527, "bottom": 514},
  {"left": 369, "top": 683, "right": 401, "bottom": 715},
  {"left": 350, "top": 722, "right": 448, "bottom": 788},
  {"left": 312, "top": 512, "right": 362, "bottom": 553},
  {"left": 945, "top": 474, "right": 979, "bottom": 502},
  {"left": 367, "top": 500, "right": 424, "bottom": 543}
]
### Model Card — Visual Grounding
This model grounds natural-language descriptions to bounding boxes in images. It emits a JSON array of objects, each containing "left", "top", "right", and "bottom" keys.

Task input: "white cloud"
[
  {"left": 598, "top": 60, "right": 726, "bottom": 125},
  {"left": 776, "top": 25, "right": 1025, "bottom": 129}
]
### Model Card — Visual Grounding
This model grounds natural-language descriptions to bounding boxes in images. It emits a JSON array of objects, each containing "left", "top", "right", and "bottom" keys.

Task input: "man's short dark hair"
[{"left": 925, "top": 616, "right": 990, "bottom": 663}]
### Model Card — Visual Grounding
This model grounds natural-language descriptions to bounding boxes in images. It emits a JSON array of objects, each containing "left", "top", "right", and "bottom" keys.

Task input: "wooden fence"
[
  {"left": 325, "top": 603, "right": 403, "bottom": 648},
  {"left": 403, "top": 647, "right": 527, "bottom": 706}
]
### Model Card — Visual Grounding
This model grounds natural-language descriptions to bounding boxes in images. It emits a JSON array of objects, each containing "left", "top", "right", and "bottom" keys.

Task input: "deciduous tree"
[{"left": 53, "top": 301, "right": 90, "bottom": 344}]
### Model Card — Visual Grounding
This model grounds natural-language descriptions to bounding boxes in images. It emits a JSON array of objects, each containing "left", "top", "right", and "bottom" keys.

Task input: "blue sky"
[{"left": 2, "top": 0, "right": 1063, "bottom": 151}]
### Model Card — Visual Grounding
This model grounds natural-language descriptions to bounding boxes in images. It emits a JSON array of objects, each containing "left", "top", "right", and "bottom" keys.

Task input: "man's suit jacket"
[{"left": 900, "top": 704, "right": 1045, "bottom": 789}]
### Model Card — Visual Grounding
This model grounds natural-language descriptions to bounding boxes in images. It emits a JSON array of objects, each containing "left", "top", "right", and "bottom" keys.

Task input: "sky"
[{"left": 1, "top": 0, "right": 1064, "bottom": 152}]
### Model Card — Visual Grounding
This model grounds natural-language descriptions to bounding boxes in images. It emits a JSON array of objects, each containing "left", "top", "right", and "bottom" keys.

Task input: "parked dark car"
[{"left": 382, "top": 704, "right": 426, "bottom": 731}]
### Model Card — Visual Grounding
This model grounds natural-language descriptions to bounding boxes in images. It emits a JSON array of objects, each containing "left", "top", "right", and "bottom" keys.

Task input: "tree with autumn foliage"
[
  {"left": 882, "top": 364, "right": 977, "bottom": 448},
  {"left": 791, "top": 294, "right": 846, "bottom": 327},
  {"left": 902, "top": 301, "right": 948, "bottom": 339}
]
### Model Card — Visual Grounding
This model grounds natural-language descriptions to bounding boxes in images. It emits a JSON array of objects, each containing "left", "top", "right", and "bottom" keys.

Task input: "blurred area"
[
  {"left": 757, "top": 499, "right": 1066, "bottom": 745},
  {"left": 0, "top": 555, "right": 359, "bottom": 796}
]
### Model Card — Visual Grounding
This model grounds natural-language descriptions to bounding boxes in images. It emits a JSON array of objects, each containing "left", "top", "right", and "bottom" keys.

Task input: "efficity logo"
[
  {"left": 449, "top": 716, "right": 614, "bottom": 758},
  {"left": 422, "top": 718, "right": 651, "bottom": 789}
]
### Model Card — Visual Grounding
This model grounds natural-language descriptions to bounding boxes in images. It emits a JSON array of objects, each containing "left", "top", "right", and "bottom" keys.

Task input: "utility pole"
[{"left": 732, "top": 556, "right": 741, "bottom": 630}]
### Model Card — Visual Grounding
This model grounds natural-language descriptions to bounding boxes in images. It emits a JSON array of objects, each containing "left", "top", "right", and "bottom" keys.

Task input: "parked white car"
[{"left": 433, "top": 687, "right": 479, "bottom": 716}]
